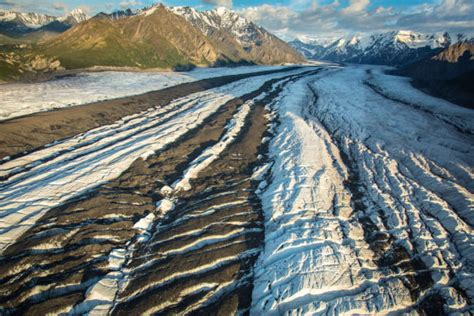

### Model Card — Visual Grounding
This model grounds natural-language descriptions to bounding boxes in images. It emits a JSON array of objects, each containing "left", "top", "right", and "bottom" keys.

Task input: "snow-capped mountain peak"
[
  {"left": 290, "top": 30, "right": 455, "bottom": 66},
  {"left": 0, "top": 10, "right": 56, "bottom": 29},
  {"left": 384, "top": 30, "right": 450, "bottom": 49},
  {"left": 57, "top": 8, "right": 89, "bottom": 24},
  {"left": 170, "top": 6, "right": 260, "bottom": 45},
  {"left": 137, "top": 3, "right": 165, "bottom": 17},
  {"left": 214, "top": 6, "right": 231, "bottom": 16},
  {"left": 0, "top": 8, "right": 89, "bottom": 35}
]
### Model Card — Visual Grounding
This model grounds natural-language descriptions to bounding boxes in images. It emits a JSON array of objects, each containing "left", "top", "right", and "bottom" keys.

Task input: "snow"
[
  {"left": 0, "top": 11, "right": 55, "bottom": 28},
  {"left": 57, "top": 8, "right": 89, "bottom": 24},
  {"left": 293, "top": 30, "right": 456, "bottom": 62},
  {"left": 0, "top": 66, "right": 286, "bottom": 121},
  {"left": 0, "top": 9, "right": 88, "bottom": 29},
  {"left": 393, "top": 30, "right": 449, "bottom": 49},
  {"left": 140, "top": 5, "right": 159, "bottom": 17},
  {"left": 122, "top": 248, "right": 260, "bottom": 304},
  {"left": 365, "top": 66, "right": 474, "bottom": 134},
  {"left": 156, "top": 199, "right": 175, "bottom": 214},
  {"left": 295, "top": 35, "right": 339, "bottom": 48},
  {"left": 252, "top": 65, "right": 474, "bottom": 314},
  {"left": 133, "top": 213, "right": 156, "bottom": 231},
  {"left": 170, "top": 5, "right": 258, "bottom": 46}
]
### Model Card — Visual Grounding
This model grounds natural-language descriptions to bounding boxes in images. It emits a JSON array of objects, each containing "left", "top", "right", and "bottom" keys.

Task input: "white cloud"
[
  {"left": 52, "top": 2, "right": 68, "bottom": 13},
  {"left": 341, "top": 0, "right": 369, "bottom": 14},
  {"left": 119, "top": 1, "right": 142, "bottom": 9},
  {"left": 0, "top": 0, "right": 15, "bottom": 8},
  {"left": 203, "top": 0, "right": 232, "bottom": 8},
  {"left": 239, "top": 0, "right": 474, "bottom": 40}
]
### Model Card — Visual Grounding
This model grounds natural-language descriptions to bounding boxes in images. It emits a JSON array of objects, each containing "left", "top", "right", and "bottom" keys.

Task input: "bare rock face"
[
  {"left": 400, "top": 41, "right": 474, "bottom": 80},
  {"left": 0, "top": 45, "right": 63, "bottom": 82},
  {"left": 433, "top": 41, "right": 474, "bottom": 63},
  {"left": 29, "top": 55, "right": 63, "bottom": 71},
  {"left": 170, "top": 6, "right": 304, "bottom": 65}
]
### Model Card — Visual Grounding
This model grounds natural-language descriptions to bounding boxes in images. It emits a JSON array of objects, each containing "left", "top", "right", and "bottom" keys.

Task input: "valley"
[
  {"left": 0, "top": 64, "right": 472, "bottom": 315},
  {"left": 0, "top": 1, "right": 473, "bottom": 314}
]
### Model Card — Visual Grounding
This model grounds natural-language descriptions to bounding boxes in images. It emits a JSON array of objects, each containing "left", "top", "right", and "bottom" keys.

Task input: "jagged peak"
[
  {"left": 213, "top": 6, "right": 232, "bottom": 15},
  {"left": 58, "top": 8, "right": 89, "bottom": 23},
  {"left": 138, "top": 2, "right": 166, "bottom": 17}
]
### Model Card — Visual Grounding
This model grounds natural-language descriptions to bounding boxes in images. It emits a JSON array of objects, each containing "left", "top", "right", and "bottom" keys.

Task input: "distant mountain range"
[
  {"left": 0, "top": 9, "right": 88, "bottom": 35},
  {"left": 290, "top": 30, "right": 473, "bottom": 107},
  {"left": 0, "top": 4, "right": 303, "bottom": 81},
  {"left": 397, "top": 39, "right": 474, "bottom": 108},
  {"left": 289, "top": 31, "right": 460, "bottom": 66},
  {"left": 399, "top": 39, "right": 474, "bottom": 79}
]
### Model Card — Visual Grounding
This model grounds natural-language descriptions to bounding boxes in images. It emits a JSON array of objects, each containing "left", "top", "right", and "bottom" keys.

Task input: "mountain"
[
  {"left": 289, "top": 39, "right": 326, "bottom": 60},
  {"left": 37, "top": 5, "right": 218, "bottom": 70},
  {"left": 57, "top": 8, "right": 89, "bottom": 26},
  {"left": 397, "top": 40, "right": 474, "bottom": 108},
  {"left": 0, "top": 9, "right": 89, "bottom": 36},
  {"left": 0, "top": 11, "right": 55, "bottom": 36},
  {"left": 94, "top": 9, "right": 135, "bottom": 21},
  {"left": 290, "top": 31, "right": 451, "bottom": 66},
  {"left": 34, "top": 4, "right": 302, "bottom": 70},
  {"left": 401, "top": 39, "right": 474, "bottom": 80},
  {"left": 169, "top": 6, "right": 304, "bottom": 65}
]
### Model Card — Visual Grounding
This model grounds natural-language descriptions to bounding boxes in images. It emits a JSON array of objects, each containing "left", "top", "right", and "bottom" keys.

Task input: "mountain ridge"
[
  {"left": 0, "top": 9, "right": 89, "bottom": 36},
  {"left": 0, "top": 4, "right": 303, "bottom": 82},
  {"left": 396, "top": 40, "right": 474, "bottom": 108},
  {"left": 170, "top": 6, "right": 303, "bottom": 65},
  {"left": 289, "top": 30, "right": 459, "bottom": 66}
]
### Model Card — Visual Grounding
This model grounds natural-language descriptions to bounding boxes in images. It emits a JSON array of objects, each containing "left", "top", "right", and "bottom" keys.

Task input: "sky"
[{"left": 1, "top": 0, "right": 473, "bottom": 39}]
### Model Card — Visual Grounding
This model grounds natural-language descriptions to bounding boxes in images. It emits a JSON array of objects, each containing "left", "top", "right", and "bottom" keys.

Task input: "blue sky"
[
  {"left": 1, "top": 0, "right": 473, "bottom": 39},
  {"left": 0, "top": 0, "right": 439, "bottom": 14}
]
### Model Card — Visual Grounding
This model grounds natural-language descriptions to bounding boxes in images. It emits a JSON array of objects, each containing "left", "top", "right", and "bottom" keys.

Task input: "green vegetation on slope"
[{"left": 38, "top": 18, "right": 189, "bottom": 69}]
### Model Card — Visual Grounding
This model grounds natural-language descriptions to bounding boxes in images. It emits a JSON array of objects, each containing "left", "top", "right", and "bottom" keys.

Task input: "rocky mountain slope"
[
  {"left": 170, "top": 6, "right": 302, "bottom": 65},
  {"left": 401, "top": 40, "right": 474, "bottom": 79},
  {"left": 397, "top": 40, "right": 474, "bottom": 108},
  {"left": 290, "top": 31, "right": 452, "bottom": 66},
  {"left": 0, "top": 9, "right": 88, "bottom": 36}
]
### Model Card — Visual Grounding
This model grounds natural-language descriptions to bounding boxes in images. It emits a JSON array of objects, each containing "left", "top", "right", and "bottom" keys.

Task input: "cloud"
[
  {"left": 341, "top": 0, "right": 369, "bottom": 14},
  {"left": 0, "top": 0, "right": 15, "bottom": 8},
  {"left": 202, "top": 0, "right": 232, "bottom": 8},
  {"left": 119, "top": 1, "right": 142, "bottom": 9},
  {"left": 239, "top": 0, "right": 474, "bottom": 40},
  {"left": 52, "top": 2, "right": 68, "bottom": 12}
]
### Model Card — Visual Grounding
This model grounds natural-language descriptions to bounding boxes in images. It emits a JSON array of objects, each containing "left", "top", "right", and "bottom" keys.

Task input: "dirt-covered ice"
[{"left": 0, "top": 66, "right": 285, "bottom": 121}]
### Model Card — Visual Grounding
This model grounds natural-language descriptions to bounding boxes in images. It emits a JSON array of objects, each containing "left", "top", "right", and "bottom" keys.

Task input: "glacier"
[
  {"left": 251, "top": 65, "right": 474, "bottom": 315},
  {"left": 0, "top": 64, "right": 472, "bottom": 315}
]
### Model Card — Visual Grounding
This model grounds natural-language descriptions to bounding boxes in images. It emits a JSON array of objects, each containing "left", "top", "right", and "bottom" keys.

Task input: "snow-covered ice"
[
  {"left": 0, "top": 65, "right": 286, "bottom": 121},
  {"left": 252, "top": 65, "right": 474, "bottom": 314}
]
